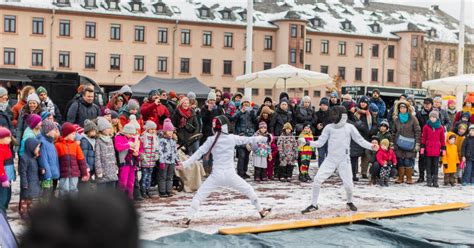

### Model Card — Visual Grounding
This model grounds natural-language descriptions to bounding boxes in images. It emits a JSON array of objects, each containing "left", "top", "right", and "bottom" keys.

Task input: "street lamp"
[{"left": 113, "top": 74, "right": 121, "bottom": 85}]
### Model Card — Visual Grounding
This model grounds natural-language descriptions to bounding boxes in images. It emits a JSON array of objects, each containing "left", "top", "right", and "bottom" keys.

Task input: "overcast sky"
[{"left": 375, "top": 0, "right": 474, "bottom": 28}]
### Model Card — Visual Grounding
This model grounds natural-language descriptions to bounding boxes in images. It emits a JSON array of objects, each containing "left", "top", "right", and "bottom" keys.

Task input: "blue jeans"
[
  {"left": 58, "top": 177, "right": 79, "bottom": 197},
  {"left": 0, "top": 186, "right": 11, "bottom": 214},
  {"left": 462, "top": 160, "right": 474, "bottom": 184},
  {"left": 236, "top": 146, "right": 250, "bottom": 176},
  {"left": 318, "top": 143, "right": 328, "bottom": 167},
  {"left": 397, "top": 157, "right": 415, "bottom": 168}
]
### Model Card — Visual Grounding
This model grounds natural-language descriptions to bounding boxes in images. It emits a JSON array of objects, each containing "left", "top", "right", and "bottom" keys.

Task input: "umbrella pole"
[{"left": 284, "top": 78, "right": 287, "bottom": 92}]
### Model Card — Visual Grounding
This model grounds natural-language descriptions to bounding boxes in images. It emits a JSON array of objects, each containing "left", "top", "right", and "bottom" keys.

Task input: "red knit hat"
[
  {"left": 169, "top": 91, "right": 177, "bottom": 99},
  {"left": 26, "top": 114, "right": 42, "bottom": 129},
  {"left": 447, "top": 99, "right": 456, "bottom": 106},
  {"left": 464, "top": 94, "right": 474, "bottom": 103},
  {"left": 74, "top": 124, "right": 84, "bottom": 135},
  {"left": 0, "top": 127, "right": 11, "bottom": 139},
  {"left": 61, "top": 122, "right": 77, "bottom": 138}
]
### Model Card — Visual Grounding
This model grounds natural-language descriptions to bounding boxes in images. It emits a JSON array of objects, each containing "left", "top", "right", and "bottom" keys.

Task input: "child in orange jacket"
[{"left": 442, "top": 134, "right": 459, "bottom": 186}]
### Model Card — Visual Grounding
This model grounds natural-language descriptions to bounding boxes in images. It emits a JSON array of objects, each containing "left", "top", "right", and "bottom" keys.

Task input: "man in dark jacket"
[
  {"left": 295, "top": 96, "right": 316, "bottom": 134},
  {"left": 234, "top": 96, "right": 257, "bottom": 178},
  {"left": 369, "top": 89, "right": 386, "bottom": 120},
  {"left": 415, "top": 97, "right": 434, "bottom": 183},
  {"left": 66, "top": 87, "right": 100, "bottom": 127},
  {"left": 315, "top": 97, "right": 330, "bottom": 166},
  {"left": 200, "top": 90, "right": 224, "bottom": 173}
]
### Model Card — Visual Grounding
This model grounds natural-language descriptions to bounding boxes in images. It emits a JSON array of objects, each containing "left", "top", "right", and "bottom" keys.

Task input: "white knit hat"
[
  {"left": 144, "top": 120, "right": 157, "bottom": 130},
  {"left": 207, "top": 90, "right": 216, "bottom": 101},
  {"left": 0, "top": 87, "right": 7, "bottom": 97},
  {"left": 122, "top": 123, "right": 137, "bottom": 135},
  {"left": 27, "top": 93, "right": 40, "bottom": 104},
  {"left": 97, "top": 117, "right": 112, "bottom": 132}
]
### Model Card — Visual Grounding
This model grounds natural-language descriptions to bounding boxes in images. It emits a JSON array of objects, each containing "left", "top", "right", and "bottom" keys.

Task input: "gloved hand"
[
  {"left": 160, "top": 163, "right": 166, "bottom": 170},
  {"left": 1, "top": 180, "right": 10, "bottom": 188},
  {"left": 415, "top": 143, "right": 420, "bottom": 152}
]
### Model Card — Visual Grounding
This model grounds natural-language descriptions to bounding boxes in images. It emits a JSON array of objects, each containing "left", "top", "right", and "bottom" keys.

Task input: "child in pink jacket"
[
  {"left": 420, "top": 111, "right": 446, "bottom": 188},
  {"left": 114, "top": 123, "right": 143, "bottom": 199}
]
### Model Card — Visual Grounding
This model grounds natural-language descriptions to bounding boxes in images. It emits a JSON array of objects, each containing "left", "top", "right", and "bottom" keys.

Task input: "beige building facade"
[{"left": 1, "top": 0, "right": 473, "bottom": 104}]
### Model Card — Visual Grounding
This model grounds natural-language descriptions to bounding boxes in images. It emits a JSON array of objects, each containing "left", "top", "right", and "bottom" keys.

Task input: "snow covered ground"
[{"left": 6, "top": 161, "right": 474, "bottom": 241}]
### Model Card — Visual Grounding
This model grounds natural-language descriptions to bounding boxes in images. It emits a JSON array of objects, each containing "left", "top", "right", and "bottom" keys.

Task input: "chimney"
[{"left": 431, "top": 5, "right": 439, "bottom": 10}]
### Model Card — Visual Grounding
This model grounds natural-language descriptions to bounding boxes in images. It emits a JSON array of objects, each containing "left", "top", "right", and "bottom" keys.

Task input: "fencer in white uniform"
[
  {"left": 302, "top": 106, "right": 378, "bottom": 214},
  {"left": 179, "top": 115, "right": 271, "bottom": 225}
]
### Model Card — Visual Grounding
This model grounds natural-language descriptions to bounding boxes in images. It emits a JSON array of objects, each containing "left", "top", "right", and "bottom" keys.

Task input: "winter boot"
[
  {"left": 302, "top": 204, "right": 319, "bottom": 214},
  {"left": 395, "top": 167, "right": 405, "bottom": 184},
  {"left": 346, "top": 202, "right": 358, "bottom": 211},
  {"left": 259, "top": 208, "right": 272, "bottom": 218},
  {"left": 426, "top": 175, "right": 433, "bottom": 187},
  {"left": 299, "top": 174, "right": 306, "bottom": 182},
  {"left": 384, "top": 178, "right": 389, "bottom": 187},
  {"left": 405, "top": 167, "right": 414, "bottom": 184},
  {"left": 145, "top": 190, "right": 152, "bottom": 198},
  {"left": 140, "top": 189, "right": 149, "bottom": 199},
  {"left": 432, "top": 175, "right": 439, "bottom": 188},
  {"left": 379, "top": 178, "right": 385, "bottom": 186},
  {"left": 305, "top": 174, "right": 312, "bottom": 182}
]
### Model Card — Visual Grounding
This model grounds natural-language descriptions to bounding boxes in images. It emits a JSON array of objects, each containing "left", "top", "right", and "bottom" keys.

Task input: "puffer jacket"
[
  {"left": 80, "top": 136, "right": 96, "bottom": 173},
  {"left": 19, "top": 138, "right": 41, "bottom": 199},
  {"left": 277, "top": 132, "right": 298, "bottom": 167},
  {"left": 94, "top": 135, "right": 119, "bottom": 183},
  {"left": 349, "top": 112, "right": 367, "bottom": 157},
  {"left": 55, "top": 137, "right": 89, "bottom": 178},
  {"left": 0, "top": 144, "right": 12, "bottom": 183},
  {"left": 200, "top": 104, "right": 224, "bottom": 143},
  {"left": 462, "top": 136, "right": 474, "bottom": 161},
  {"left": 314, "top": 109, "right": 330, "bottom": 137},
  {"left": 421, "top": 124, "right": 445, "bottom": 157},
  {"left": 0, "top": 106, "right": 14, "bottom": 167},
  {"left": 295, "top": 105, "right": 316, "bottom": 134},
  {"left": 391, "top": 101, "right": 421, "bottom": 159},
  {"left": 269, "top": 107, "right": 294, "bottom": 136},
  {"left": 114, "top": 134, "right": 143, "bottom": 167},
  {"left": 38, "top": 134, "right": 60, "bottom": 180},
  {"left": 66, "top": 97, "right": 100, "bottom": 127},
  {"left": 140, "top": 132, "right": 160, "bottom": 167},
  {"left": 140, "top": 101, "right": 170, "bottom": 130},
  {"left": 234, "top": 107, "right": 257, "bottom": 137},
  {"left": 442, "top": 143, "right": 459, "bottom": 173},
  {"left": 158, "top": 137, "right": 179, "bottom": 165},
  {"left": 172, "top": 107, "right": 199, "bottom": 145}
]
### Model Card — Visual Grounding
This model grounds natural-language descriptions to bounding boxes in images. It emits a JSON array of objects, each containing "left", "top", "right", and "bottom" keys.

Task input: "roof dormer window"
[
  {"left": 154, "top": 2, "right": 166, "bottom": 14},
  {"left": 428, "top": 28, "right": 437, "bottom": 37},
  {"left": 311, "top": 17, "right": 322, "bottom": 28},
  {"left": 84, "top": 0, "right": 97, "bottom": 8},
  {"left": 341, "top": 19, "right": 351, "bottom": 30},
  {"left": 222, "top": 11, "right": 231, "bottom": 20},
  {"left": 370, "top": 22, "right": 381, "bottom": 33},
  {"left": 342, "top": 8, "right": 351, "bottom": 15},
  {"left": 239, "top": 10, "right": 247, "bottom": 21},
  {"left": 130, "top": 0, "right": 142, "bottom": 12},
  {"left": 56, "top": 0, "right": 70, "bottom": 6},
  {"left": 198, "top": 5, "right": 211, "bottom": 18},
  {"left": 107, "top": 0, "right": 119, "bottom": 10}
]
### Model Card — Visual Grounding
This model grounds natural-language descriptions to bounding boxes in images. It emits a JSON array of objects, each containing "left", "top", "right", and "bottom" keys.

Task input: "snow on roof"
[{"left": 1, "top": 0, "right": 472, "bottom": 44}]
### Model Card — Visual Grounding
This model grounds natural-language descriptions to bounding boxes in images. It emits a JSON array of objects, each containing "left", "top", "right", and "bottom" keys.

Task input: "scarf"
[
  {"left": 99, "top": 134, "right": 112, "bottom": 143},
  {"left": 41, "top": 97, "right": 55, "bottom": 116},
  {"left": 177, "top": 106, "right": 192, "bottom": 128},
  {"left": 447, "top": 108, "right": 457, "bottom": 115},
  {"left": 399, "top": 112, "right": 409, "bottom": 124},
  {"left": 428, "top": 119, "right": 441, "bottom": 130},
  {"left": 84, "top": 136, "right": 96, "bottom": 151},
  {"left": 357, "top": 109, "right": 372, "bottom": 130},
  {"left": 0, "top": 102, "right": 8, "bottom": 112}
]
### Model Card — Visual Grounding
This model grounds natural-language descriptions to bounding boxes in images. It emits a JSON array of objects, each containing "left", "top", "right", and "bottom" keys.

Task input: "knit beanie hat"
[
  {"left": 74, "top": 124, "right": 84, "bottom": 135},
  {"left": 223, "top": 92, "right": 232, "bottom": 100},
  {"left": 233, "top": 92, "right": 243, "bottom": 101},
  {"left": 330, "top": 91, "right": 338, "bottom": 98},
  {"left": 462, "top": 111, "right": 471, "bottom": 119},
  {"left": 447, "top": 99, "right": 456, "bottom": 106},
  {"left": 162, "top": 118, "right": 175, "bottom": 132},
  {"left": 380, "top": 119, "right": 389, "bottom": 129},
  {"left": 380, "top": 139, "right": 390, "bottom": 147},
  {"left": 280, "top": 97, "right": 289, "bottom": 105},
  {"left": 144, "top": 120, "right": 157, "bottom": 131},
  {"left": 465, "top": 94, "right": 474, "bottom": 103},
  {"left": 302, "top": 95, "right": 311, "bottom": 103},
  {"left": 242, "top": 95, "right": 251, "bottom": 104},
  {"left": 111, "top": 110, "right": 119, "bottom": 119},
  {"left": 84, "top": 119, "right": 98, "bottom": 134},
  {"left": 261, "top": 106, "right": 274, "bottom": 115},
  {"left": 148, "top": 89, "right": 158, "bottom": 98},
  {"left": 97, "top": 117, "right": 112, "bottom": 132},
  {"left": 429, "top": 111, "right": 439, "bottom": 119},
  {"left": 187, "top": 91, "right": 196, "bottom": 100},
  {"left": 36, "top": 86, "right": 47, "bottom": 95},
  {"left": 102, "top": 108, "right": 111, "bottom": 116},
  {"left": 42, "top": 120, "right": 57, "bottom": 134},
  {"left": 0, "top": 127, "right": 11, "bottom": 139},
  {"left": 40, "top": 111, "right": 52, "bottom": 121},
  {"left": 424, "top": 98, "right": 434, "bottom": 105},
  {"left": 283, "top": 122, "right": 292, "bottom": 131},
  {"left": 27, "top": 93, "right": 40, "bottom": 104},
  {"left": 26, "top": 114, "right": 42, "bottom": 129},
  {"left": 122, "top": 123, "right": 137, "bottom": 135},
  {"left": 128, "top": 115, "right": 141, "bottom": 131},
  {"left": 127, "top": 99, "right": 140, "bottom": 111},
  {"left": 0, "top": 87, "right": 7, "bottom": 97},
  {"left": 207, "top": 90, "right": 217, "bottom": 101},
  {"left": 319, "top": 97, "right": 329, "bottom": 106},
  {"left": 169, "top": 91, "right": 177, "bottom": 99},
  {"left": 369, "top": 103, "right": 379, "bottom": 113},
  {"left": 259, "top": 121, "right": 267, "bottom": 129},
  {"left": 61, "top": 122, "right": 76, "bottom": 138},
  {"left": 358, "top": 95, "right": 370, "bottom": 105}
]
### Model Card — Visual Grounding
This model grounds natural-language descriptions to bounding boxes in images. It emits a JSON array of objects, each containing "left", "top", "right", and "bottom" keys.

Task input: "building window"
[
  {"left": 108, "top": 0, "right": 118, "bottom": 9},
  {"left": 4, "top": 16, "right": 16, "bottom": 33},
  {"left": 202, "top": 31, "right": 212, "bottom": 46},
  {"left": 223, "top": 60, "right": 232, "bottom": 75},
  {"left": 412, "top": 35, "right": 418, "bottom": 47},
  {"left": 180, "top": 58, "right": 190, "bottom": 73},
  {"left": 252, "top": 88, "right": 259, "bottom": 96},
  {"left": 134, "top": 56, "right": 144, "bottom": 71},
  {"left": 301, "top": 25, "right": 305, "bottom": 38},
  {"left": 300, "top": 49, "right": 304, "bottom": 64},
  {"left": 435, "top": 48, "right": 442, "bottom": 61},
  {"left": 110, "top": 54, "right": 121, "bottom": 70},
  {"left": 320, "top": 65, "right": 328, "bottom": 74},
  {"left": 355, "top": 43, "right": 363, "bottom": 56},
  {"left": 290, "top": 24, "right": 297, "bottom": 38},
  {"left": 313, "top": 91, "right": 321, "bottom": 97},
  {"left": 222, "top": 11, "right": 231, "bottom": 20},
  {"left": 290, "top": 49, "right": 296, "bottom": 64},
  {"left": 59, "top": 20, "right": 70, "bottom": 36},
  {"left": 110, "top": 24, "right": 121, "bottom": 40},
  {"left": 321, "top": 40, "right": 329, "bottom": 54},
  {"left": 32, "top": 49, "right": 43, "bottom": 66},
  {"left": 222, "top": 32, "right": 233, "bottom": 48},
  {"left": 199, "top": 8, "right": 209, "bottom": 18},
  {"left": 158, "top": 57, "right": 167, "bottom": 72},
  {"left": 306, "top": 39, "right": 312, "bottom": 53},
  {"left": 355, "top": 67, "right": 362, "bottom": 81},
  {"left": 388, "top": 45, "right": 395, "bottom": 58},
  {"left": 158, "top": 28, "right": 168, "bottom": 43},
  {"left": 411, "top": 58, "right": 418, "bottom": 71},
  {"left": 338, "top": 41, "right": 346, "bottom": 55},
  {"left": 59, "top": 51, "right": 70, "bottom": 68},
  {"left": 387, "top": 69, "right": 394, "bottom": 82},
  {"left": 449, "top": 49, "right": 456, "bottom": 62},
  {"left": 264, "top": 35, "right": 272, "bottom": 50},
  {"left": 237, "top": 88, "right": 244, "bottom": 93},
  {"left": 265, "top": 89, "right": 272, "bottom": 96},
  {"left": 263, "top": 62, "right": 272, "bottom": 70},
  {"left": 3, "top": 48, "right": 15, "bottom": 65},
  {"left": 202, "top": 59, "right": 211, "bottom": 74},
  {"left": 371, "top": 68, "right": 378, "bottom": 82},
  {"left": 85, "top": 52, "right": 96, "bottom": 69},
  {"left": 32, "top": 17, "right": 44, "bottom": 35},
  {"left": 84, "top": 0, "right": 96, "bottom": 8},
  {"left": 372, "top": 44, "right": 379, "bottom": 57},
  {"left": 223, "top": 87, "right": 231, "bottom": 93},
  {"left": 338, "top": 67, "right": 346, "bottom": 80},
  {"left": 181, "top": 29, "right": 191, "bottom": 45},
  {"left": 305, "top": 64, "right": 311, "bottom": 70},
  {"left": 85, "top": 22, "right": 96, "bottom": 38},
  {"left": 135, "top": 26, "right": 145, "bottom": 42}
]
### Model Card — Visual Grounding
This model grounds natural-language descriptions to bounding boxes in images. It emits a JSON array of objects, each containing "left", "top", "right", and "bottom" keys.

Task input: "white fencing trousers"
[
  {"left": 186, "top": 168, "right": 262, "bottom": 220},
  {"left": 311, "top": 156, "right": 354, "bottom": 206}
]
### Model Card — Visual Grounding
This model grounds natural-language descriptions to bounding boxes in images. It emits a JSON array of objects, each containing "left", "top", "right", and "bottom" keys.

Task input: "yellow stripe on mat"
[{"left": 218, "top": 202, "right": 470, "bottom": 235}]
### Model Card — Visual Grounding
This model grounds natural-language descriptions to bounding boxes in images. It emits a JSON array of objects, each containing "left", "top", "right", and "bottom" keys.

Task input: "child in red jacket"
[
  {"left": 0, "top": 127, "right": 13, "bottom": 215},
  {"left": 376, "top": 139, "right": 397, "bottom": 187},
  {"left": 420, "top": 111, "right": 446, "bottom": 188}
]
